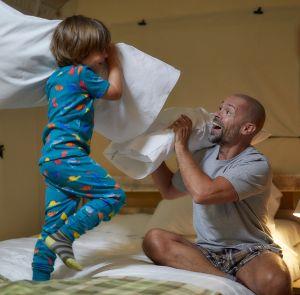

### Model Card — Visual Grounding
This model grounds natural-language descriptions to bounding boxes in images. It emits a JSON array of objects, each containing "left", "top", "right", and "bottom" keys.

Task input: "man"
[{"left": 142, "top": 94, "right": 292, "bottom": 295}]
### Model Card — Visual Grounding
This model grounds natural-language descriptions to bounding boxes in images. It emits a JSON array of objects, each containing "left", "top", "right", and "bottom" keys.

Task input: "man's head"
[{"left": 208, "top": 94, "right": 266, "bottom": 145}]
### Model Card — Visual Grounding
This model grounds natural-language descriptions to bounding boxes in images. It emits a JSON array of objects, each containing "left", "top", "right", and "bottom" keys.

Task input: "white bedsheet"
[{"left": 0, "top": 214, "right": 253, "bottom": 295}]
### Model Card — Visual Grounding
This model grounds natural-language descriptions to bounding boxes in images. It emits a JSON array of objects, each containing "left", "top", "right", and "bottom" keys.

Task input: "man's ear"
[{"left": 241, "top": 123, "right": 256, "bottom": 135}]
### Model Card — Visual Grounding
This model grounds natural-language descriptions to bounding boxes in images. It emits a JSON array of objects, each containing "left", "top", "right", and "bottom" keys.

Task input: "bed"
[
  {"left": 0, "top": 214, "right": 254, "bottom": 295},
  {"left": 0, "top": 176, "right": 299, "bottom": 295}
]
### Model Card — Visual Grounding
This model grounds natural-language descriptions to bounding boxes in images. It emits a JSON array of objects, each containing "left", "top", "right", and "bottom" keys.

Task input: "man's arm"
[
  {"left": 171, "top": 115, "right": 238, "bottom": 205},
  {"left": 176, "top": 145, "right": 238, "bottom": 204},
  {"left": 151, "top": 162, "right": 186, "bottom": 200}
]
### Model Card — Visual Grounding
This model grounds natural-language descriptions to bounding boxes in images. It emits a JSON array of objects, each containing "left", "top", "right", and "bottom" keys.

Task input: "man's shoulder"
[
  {"left": 230, "top": 146, "right": 271, "bottom": 178},
  {"left": 242, "top": 146, "right": 270, "bottom": 166}
]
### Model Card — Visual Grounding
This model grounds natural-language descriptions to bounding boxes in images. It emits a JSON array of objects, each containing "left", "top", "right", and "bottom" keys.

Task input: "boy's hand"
[
  {"left": 103, "top": 43, "right": 123, "bottom": 100},
  {"left": 107, "top": 43, "right": 120, "bottom": 67},
  {"left": 107, "top": 43, "right": 117, "bottom": 55}
]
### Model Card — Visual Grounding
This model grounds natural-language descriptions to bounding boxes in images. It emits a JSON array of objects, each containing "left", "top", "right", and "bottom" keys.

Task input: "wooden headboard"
[
  {"left": 273, "top": 175, "right": 300, "bottom": 192},
  {"left": 273, "top": 175, "right": 300, "bottom": 221},
  {"left": 116, "top": 175, "right": 300, "bottom": 218}
]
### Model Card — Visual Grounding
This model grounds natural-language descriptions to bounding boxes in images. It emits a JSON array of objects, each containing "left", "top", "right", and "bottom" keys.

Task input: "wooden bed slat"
[
  {"left": 116, "top": 175, "right": 300, "bottom": 192},
  {"left": 273, "top": 175, "right": 300, "bottom": 192}
]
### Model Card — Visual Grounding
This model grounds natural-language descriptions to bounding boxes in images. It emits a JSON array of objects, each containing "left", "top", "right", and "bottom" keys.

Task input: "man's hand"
[{"left": 169, "top": 114, "right": 193, "bottom": 150}]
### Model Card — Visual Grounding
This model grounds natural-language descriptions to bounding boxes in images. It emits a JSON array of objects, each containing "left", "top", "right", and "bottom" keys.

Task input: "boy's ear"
[{"left": 241, "top": 123, "right": 256, "bottom": 135}]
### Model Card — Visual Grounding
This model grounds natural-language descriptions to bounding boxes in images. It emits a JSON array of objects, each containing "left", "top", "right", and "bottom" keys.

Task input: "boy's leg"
[
  {"left": 43, "top": 156, "right": 126, "bottom": 269},
  {"left": 32, "top": 184, "right": 79, "bottom": 281},
  {"left": 59, "top": 194, "right": 126, "bottom": 239},
  {"left": 47, "top": 194, "right": 125, "bottom": 270}
]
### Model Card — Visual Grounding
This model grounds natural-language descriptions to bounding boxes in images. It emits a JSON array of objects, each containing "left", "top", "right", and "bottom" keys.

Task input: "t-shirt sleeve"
[
  {"left": 219, "top": 158, "right": 271, "bottom": 201},
  {"left": 80, "top": 66, "right": 110, "bottom": 99}
]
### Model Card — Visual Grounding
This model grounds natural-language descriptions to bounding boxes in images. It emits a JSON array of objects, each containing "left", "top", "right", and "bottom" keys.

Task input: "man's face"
[{"left": 209, "top": 96, "right": 248, "bottom": 144}]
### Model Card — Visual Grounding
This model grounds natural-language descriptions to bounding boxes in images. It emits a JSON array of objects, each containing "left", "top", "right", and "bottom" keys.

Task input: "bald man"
[{"left": 143, "top": 94, "right": 292, "bottom": 295}]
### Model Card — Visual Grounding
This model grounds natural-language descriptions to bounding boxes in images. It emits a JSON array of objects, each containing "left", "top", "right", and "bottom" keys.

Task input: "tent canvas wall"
[{"left": 0, "top": 0, "right": 299, "bottom": 240}]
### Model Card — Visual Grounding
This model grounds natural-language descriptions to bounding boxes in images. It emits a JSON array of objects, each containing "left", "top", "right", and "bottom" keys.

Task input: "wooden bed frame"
[{"left": 272, "top": 175, "right": 300, "bottom": 222}]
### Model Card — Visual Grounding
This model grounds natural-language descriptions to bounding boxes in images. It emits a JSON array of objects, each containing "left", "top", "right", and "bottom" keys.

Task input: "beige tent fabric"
[
  {"left": 256, "top": 138, "right": 300, "bottom": 174},
  {"left": 1, "top": 2, "right": 299, "bottom": 240},
  {"left": 110, "top": 8, "right": 300, "bottom": 137}
]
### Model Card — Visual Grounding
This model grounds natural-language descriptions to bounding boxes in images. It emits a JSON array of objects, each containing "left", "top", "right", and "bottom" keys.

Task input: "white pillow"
[
  {"left": 270, "top": 219, "right": 300, "bottom": 281},
  {"left": 95, "top": 43, "right": 180, "bottom": 143},
  {"left": 279, "top": 243, "right": 300, "bottom": 282},
  {"left": 104, "top": 107, "right": 213, "bottom": 179},
  {"left": 275, "top": 219, "right": 300, "bottom": 247},
  {"left": 0, "top": 1, "right": 59, "bottom": 108},
  {"left": 145, "top": 196, "right": 195, "bottom": 237},
  {"left": 267, "top": 183, "right": 283, "bottom": 223}
]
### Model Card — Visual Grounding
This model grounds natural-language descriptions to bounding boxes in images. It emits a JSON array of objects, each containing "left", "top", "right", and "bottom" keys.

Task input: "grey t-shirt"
[{"left": 172, "top": 145, "right": 277, "bottom": 251}]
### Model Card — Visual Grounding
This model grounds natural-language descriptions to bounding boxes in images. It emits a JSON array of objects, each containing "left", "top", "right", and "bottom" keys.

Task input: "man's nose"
[{"left": 214, "top": 111, "right": 221, "bottom": 118}]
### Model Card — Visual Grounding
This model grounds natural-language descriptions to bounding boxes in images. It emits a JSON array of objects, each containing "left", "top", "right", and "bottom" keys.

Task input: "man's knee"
[
  {"left": 237, "top": 251, "right": 292, "bottom": 295},
  {"left": 142, "top": 229, "right": 169, "bottom": 263},
  {"left": 254, "top": 267, "right": 292, "bottom": 295}
]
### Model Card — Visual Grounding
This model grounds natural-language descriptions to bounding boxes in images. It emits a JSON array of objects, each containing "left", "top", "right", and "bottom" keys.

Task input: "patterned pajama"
[
  {"left": 32, "top": 156, "right": 126, "bottom": 280},
  {"left": 32, "top": 64, "right": 127, "bottom": 280}
]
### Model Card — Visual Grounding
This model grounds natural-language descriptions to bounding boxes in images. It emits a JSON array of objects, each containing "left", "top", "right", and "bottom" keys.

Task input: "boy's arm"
[
  {"left": 102, "top": 44, "right": 123, "bottom": 100},
  {"left": 152, "top": 162, "right": 186, "bottom": 200}
]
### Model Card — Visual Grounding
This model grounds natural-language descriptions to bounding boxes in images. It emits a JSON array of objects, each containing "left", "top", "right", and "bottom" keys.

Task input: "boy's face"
[{"left": 82, "top": 50, "right": 108, "bottom": 70}]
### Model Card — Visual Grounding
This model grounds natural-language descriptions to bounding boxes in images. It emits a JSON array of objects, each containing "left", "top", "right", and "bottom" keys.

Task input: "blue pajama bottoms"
[{"left": 32, "top": 155, "right": 126, "bottom": 281}]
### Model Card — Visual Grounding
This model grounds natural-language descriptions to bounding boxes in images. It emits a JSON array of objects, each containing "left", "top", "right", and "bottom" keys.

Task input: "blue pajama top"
[{"left": 39, "top": 65, "right": 109, "bottom": 164}]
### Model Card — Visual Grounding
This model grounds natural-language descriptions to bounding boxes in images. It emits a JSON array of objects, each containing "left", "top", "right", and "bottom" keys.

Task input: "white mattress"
[{"left": 0, "top": 214, "right": 254, "bottom": 295}]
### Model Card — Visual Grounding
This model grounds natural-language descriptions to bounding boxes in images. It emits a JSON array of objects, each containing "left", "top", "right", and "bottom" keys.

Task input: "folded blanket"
[{"left": 0, "top": 275, "right": 220, "bottom": 295}]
